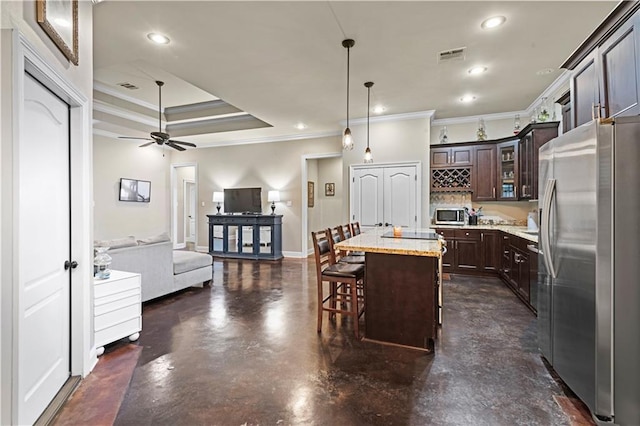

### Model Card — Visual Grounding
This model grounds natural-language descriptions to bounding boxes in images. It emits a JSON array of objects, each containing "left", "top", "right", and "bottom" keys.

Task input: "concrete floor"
[{"left": 103, "top": 258, "right": 586, "bottom": 425}]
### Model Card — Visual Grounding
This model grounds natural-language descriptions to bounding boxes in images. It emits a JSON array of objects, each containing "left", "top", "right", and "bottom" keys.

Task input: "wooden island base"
[{"left": 364, "top": 252, "right": 438, "bottom": 352}]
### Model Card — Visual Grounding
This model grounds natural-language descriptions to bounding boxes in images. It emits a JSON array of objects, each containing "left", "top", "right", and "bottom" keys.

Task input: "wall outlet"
[
  {"left": 286, "top": 201, "right": 292, "bottom": 207},
  {"left": 201, "top": 201, "right": 205, "bottom": 207}
]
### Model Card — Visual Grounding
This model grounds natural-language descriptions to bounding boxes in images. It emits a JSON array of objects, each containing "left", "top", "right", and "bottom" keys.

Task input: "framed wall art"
[
  {"left": 37, "top": 0, "right": 79, "bottom": 65},
  {"left": 307, "top": 181, "right": 314, "bottom": 208},
  {"left": 325, "top": 182, "right": 335, "bottom": 196}
]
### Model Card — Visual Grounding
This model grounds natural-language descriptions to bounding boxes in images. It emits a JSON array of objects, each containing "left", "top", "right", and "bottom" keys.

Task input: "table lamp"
[
  {"left": 212, "top": 191, "right": 224, "bottom": 214},
  {"left": 268, "top": 190, "right": 280, "bottom": 215}
]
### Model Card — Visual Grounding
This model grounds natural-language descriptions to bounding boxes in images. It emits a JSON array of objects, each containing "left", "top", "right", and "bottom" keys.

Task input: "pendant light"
[
  {"left": 342, "top": 39, "right": 355, "bottom": 150},
  {"left": 364, "top": 81, "right": 374, "bottom": 163}
]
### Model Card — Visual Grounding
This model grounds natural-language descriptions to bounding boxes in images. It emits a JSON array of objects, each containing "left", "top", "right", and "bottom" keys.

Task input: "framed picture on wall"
[
  {"left": 36, "top": 0, "right": 79, "bottom": 65},
  {"left": 307, "top": 181, "right": 314, "bottom": 208},
  {"left": 325, "top": 182, "right": 335, "bottom": 196}
]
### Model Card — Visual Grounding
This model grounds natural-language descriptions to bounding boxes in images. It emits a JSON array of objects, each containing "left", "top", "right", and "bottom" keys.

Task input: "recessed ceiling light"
[
  {"left": 481, "top": 16, "right": 506, "bottom": 30},
  {"left": 147, "top": 33, "right": 170, "bottom": 45},
  {"left": 460, "top": 95, "right": 476, "bottom": 103},
  {"left": 468, "top": 66, "right": 488, "bottom": 75},
  {"left": 373, "top": 105, "right": 386, "bottom": 114},
  {"left": 536, "top": 68, "right": 555, "bottom": 75},
  {"left": 295, "top": 123, "right": 307, "bottom": 130}
]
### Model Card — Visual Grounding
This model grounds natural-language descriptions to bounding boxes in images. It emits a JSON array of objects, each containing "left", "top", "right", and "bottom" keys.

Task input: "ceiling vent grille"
[
  {"left": 117, "top": 82, "right": 139, "bottom": 90},
  {"left": 438, "top": 47, "right": 466, "bottom": 63}
]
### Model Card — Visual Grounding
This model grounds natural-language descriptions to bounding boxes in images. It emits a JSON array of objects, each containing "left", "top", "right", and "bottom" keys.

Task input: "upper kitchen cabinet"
[
  {"left": 562, "top": 2, "right": 640, "bottom": 128},
  {"left": 471, "top": 144, "right": 497, "bottom": 202},
  {"left": 518, "top": 122, "right": 559, "bottom": 200},
  {"left": 430, "top": 145, "right": 473, "bottom": 167},
  {"left": 496, "top": 140, "right": 519, "bottom": 201}
]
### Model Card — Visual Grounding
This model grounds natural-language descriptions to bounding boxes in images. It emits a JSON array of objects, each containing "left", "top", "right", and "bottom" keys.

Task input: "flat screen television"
[
  {"left": 224, "top": 187, "right": 262, "bottom": 214},
  {"left": 119, "top": 178, "right": 151, "bottom": 202}
]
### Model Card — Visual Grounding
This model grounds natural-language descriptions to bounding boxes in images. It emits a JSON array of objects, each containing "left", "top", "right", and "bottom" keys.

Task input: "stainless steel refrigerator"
[{"left": 538, "top": 116, "right": 640, "bottom": 425}]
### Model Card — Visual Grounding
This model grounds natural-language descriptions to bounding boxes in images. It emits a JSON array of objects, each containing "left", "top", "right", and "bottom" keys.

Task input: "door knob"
[{"left": 64, "top": 260, "right": 78, "bottom": 270}]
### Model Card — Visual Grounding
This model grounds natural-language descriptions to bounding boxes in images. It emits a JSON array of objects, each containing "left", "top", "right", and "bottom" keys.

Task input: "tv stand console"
[{"left": 207, "top": 214, "right": 283, "bottom": 260}]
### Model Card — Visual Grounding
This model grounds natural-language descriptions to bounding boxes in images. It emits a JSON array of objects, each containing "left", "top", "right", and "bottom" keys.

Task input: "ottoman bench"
[{"left": 173, "top": 250, "right": 213, "bottom": 289}]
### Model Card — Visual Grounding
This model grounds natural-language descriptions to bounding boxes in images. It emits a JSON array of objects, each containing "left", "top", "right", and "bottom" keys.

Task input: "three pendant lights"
[{"left": 342, "top": 39, "right": 375, "bottom": 163}]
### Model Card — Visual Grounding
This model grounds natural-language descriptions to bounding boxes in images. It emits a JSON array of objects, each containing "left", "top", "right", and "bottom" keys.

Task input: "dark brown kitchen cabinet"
[
  {"left": 454, "top": 229, "right": 479, "bottom": 272},
  {"left": 496, "top": 140, "right": 519, "bottom": 200},
  {"left": 480, "top": 230, "right": 500, "bottom": 272},
  {"left": 517, "top": 122, "right": 559, "bottom": 200},
  {"left": 434, "top": 228, "right": 499, "bottom": 275},
  {"left": 430, "top": 146, "right": 473, "bottom": 167},
  {"left": 472, "top": 144, "right": 497, "bottom": 201},
  {"left": 562, "top": 2, "right": 640, "bottom": 128},
  {"left": 599, "top": 16, "right": 640, "bottom": 119},
  {"left": 499, "top": 233, "right": 511, "bottom": 280}
]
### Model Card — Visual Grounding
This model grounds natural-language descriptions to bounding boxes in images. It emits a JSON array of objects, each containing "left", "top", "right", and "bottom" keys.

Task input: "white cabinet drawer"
[
  {"left": 95, "top": 275, "right": 139, "bottom": 299},
  {"left": 95, "top": 293, "right": 141, "bottom": 317},
  {"left": 95, "top": 317, "right": 141, "bottom": 348},
  {"left": 95, "top": 302, "right": 140, "bottom": 331}
]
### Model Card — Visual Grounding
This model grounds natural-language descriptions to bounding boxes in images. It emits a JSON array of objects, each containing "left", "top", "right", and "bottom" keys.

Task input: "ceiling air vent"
[
  {"left": 117, "top": 82, "right": 139, "bottom": 90},
  {"left": 438, "top": 47, "right": 466, "bottom": 63}
]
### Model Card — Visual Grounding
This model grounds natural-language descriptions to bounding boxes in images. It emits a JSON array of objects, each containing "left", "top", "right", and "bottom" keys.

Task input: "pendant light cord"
[
  {"left": 346, "top": 45, "right": 350, "bottom": 128},
  {"left": 366, "top": 83, "right": 370, "bottom": 148}
]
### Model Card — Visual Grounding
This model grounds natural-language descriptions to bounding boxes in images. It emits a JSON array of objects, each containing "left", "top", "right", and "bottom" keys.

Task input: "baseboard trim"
[
  {"left": 282, "top": 251, "right": 305, "bottom": 258},
  {"left": 174, "top": 243, "right": 186, "bottom": 249},
  {"left": 196, "top": 245, "right": 208, "bottom": 253}
]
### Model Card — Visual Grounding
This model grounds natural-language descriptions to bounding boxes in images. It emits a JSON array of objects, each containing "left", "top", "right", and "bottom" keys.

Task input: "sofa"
[{"left": 96, "top": 234, "right": 213, "bottom": 302}]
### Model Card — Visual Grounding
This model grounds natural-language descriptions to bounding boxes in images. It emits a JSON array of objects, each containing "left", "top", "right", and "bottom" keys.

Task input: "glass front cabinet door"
[{"left": 497, "top": 140, "right": 519, "bottom": 201}]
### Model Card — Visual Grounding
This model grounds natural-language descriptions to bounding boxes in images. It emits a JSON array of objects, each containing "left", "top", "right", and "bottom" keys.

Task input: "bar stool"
[
  {"left": 311, "top": 229, "right": 365, "bottom": 338},
  {"left": 350, "top": 222, "right": 361, "bottom": 236},
  {"left": 331, "top": 226, "right": 364, "bottom": 264},
  {"left": 337, "top": 224, "right": 365, "bottom": 257}
]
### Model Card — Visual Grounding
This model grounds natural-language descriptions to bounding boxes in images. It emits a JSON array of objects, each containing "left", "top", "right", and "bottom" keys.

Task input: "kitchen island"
[{"left": 336, "top": 229, "right": 443, "bottom": 352}]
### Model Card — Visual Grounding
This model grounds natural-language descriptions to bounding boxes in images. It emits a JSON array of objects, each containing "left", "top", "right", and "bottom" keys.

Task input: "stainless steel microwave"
[{"left": 434, "top": 208, "right": 465, "bottom": 225}]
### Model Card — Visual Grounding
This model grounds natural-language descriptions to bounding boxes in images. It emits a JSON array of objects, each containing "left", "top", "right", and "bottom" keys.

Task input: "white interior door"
[
  {"left": 18, "top": 73, "right": 71, "bottom": 424},
  {"left": 383, "top": 166, "right": 417, "bottom": 228},
  {"left": 351, "top": 168, "right": 384, "bottom": 229},
  {"left": 185, "top": 181, "right": 196, "bottom": 243},
  {"left": 351, "top": 164, "right": 419, "bottom": 230}
]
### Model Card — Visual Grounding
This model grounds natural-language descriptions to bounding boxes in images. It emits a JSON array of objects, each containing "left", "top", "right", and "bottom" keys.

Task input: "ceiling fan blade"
[
  {"left": 166, "top": 142, "right": 186, "bottom": 151},
  {"left": 139, "top": 141, "right": 156, "bottom": 147},
  {"left": 168, "top": 139, "right": 197, "bottom": 148},
  {"left": 119, "top": 136, "right": 153, "bottom": 141}
]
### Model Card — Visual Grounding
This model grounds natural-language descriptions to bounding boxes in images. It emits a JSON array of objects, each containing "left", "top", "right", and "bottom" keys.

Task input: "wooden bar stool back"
[
  {"left": 311, "top": 229, "right": 365, "bottom": 338},
  {"left": 350, "top": 222, "right": 362, "bottom": 236},
  {"left": 331, "top": 226, "right": 364, "bottom": 264}
]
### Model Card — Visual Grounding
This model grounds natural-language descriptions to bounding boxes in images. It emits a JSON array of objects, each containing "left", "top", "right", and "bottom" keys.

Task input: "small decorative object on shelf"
[
  {"left": 476, "top": 118, "right": 487, "bottom": 141},
  {"left": 439, "top": 126, "right": 449, "bottom": 144},
  {"left": 513, "top": 114, "right": 521, "bottom": 134},
  {"left": 538, "top": 97, "right": 550, "bottom": 122},
  {"left": 530, "top": 107, "right": 538, "bottom": 123},
  {"left": 94, "top": 247, "right": 112, "bottom": 279}
]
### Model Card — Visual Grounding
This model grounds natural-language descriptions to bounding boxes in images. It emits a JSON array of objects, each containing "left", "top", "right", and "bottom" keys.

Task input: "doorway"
[
  {"left": 171, "top": 163, "right": 198, "bottom": 250},
  {"left": 184, "top": 180, "right": 196, "bottom": 244},
  {"left": 5, "top": 33, "right": 93, "bottom": 426},
  {"left": 301, "top": 152, "right": 342, "bottom": 256}
]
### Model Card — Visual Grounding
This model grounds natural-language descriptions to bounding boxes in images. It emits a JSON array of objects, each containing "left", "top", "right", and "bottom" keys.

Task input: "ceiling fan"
[{"left": 119, "top": 80, "right": 196, "bottom": 151}]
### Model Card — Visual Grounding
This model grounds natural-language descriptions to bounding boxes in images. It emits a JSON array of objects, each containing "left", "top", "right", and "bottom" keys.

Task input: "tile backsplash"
[{"left": 429, "top": 192, "right": 530, "bottom": 226}]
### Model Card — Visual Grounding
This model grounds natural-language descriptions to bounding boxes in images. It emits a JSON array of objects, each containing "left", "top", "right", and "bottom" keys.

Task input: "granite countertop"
[
  {"left": 432, "top": 224, "right": 538, "bottom": 243},
  {"left": 336, "top": 228, "right": 443, "bottom": 258}
]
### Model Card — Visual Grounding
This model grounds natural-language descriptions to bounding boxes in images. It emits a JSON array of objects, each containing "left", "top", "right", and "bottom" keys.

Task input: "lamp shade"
[
  {"left": 267, "top": 190, "right": 280, "bottom": 202},
  {"left": 213, "top": 191, "right": 224, "bottom": 203}
]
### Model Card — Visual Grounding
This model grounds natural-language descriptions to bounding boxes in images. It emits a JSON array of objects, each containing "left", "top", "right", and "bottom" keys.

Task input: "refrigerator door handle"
[{"left": 541, "top": 179, "right": 557, "bottom": 279}]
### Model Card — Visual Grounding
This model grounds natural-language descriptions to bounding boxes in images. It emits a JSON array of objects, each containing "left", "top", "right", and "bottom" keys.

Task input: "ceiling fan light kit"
[{"left": 118, "top": 80, "right": 197, "bottom": 151}]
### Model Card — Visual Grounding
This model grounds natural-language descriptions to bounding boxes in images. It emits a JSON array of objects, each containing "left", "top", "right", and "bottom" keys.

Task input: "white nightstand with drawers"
[{"left": 94, "top": 270, "right": 142, "bottom": 356}]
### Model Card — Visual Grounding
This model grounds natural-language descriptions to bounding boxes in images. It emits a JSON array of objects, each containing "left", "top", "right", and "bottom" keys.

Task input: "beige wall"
[
  {"left": 93, "top": 136, "right": 171, "bottom": 240},
  {"left": 342, "top": 115, "right": 432, "bottom": 227},
  {"left": 317, "top": 157, "right": 344, "bottom": 229},
  {"left": 306, "top": 159, "right": 320, "bottom": 248},
  {"left": 171, "top": 135, "right": 341, "bottom": 254}
]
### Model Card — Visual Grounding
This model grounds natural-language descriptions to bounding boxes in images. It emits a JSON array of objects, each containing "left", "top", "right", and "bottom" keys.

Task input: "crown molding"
[
  {"left": 432, "top": 110, "right": 528, "bottom": 126},
  {"left": 524, "top": 70, "right": 570, "bottom": 115},
  {"left": 196, "top": 130, "right": 341, "bottom": 149},
  {"left": 94, "top": 81, "right": 160, "bottom": 112},
  {"left": 93, "top": 99, "right": 159, "bottom": 127},
  {"left": 344, "top": 110, "right": 435, "bottom": 126}
]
